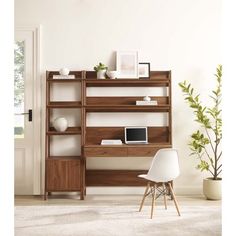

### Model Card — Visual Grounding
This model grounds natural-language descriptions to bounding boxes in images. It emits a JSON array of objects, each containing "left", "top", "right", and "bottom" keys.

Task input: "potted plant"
[
  {"left": 179, "top": 65, "right": 222, "bottom": 200},
  {"left": 94, "top": 62, "right": 108, "bottom": 79}
]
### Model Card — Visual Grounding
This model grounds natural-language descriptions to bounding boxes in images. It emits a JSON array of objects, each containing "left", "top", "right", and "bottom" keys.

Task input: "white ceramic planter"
[
  {"left": 203, "top": 178, "right": 222, "bottom": 200},
  {"left": 97, "top": 70, "right": 106, "bottom": 79},
  {"left": 106, "top": 70, "right": 118, "bottom": 79},
  {"left": 53, "top": 117, "right": 68, "bottom": 132}
]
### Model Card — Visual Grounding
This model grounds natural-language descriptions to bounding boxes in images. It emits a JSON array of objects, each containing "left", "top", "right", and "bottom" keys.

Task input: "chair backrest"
[{"left": 146, "top": 148, "right": 180, "bottom": 182}]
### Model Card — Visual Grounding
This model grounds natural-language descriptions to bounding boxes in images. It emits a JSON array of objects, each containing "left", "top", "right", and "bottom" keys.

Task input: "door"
[{"left": 14, "top": 28, "right": 40, "bottom": 195}]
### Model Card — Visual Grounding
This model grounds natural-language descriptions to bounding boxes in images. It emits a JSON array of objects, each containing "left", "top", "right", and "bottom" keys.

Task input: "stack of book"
[
  {"left": 53, "top": 75, "right": 75, "bottom": 79},
  {"left": 136, "top": 100, "right": 158, "bottom": 105}
]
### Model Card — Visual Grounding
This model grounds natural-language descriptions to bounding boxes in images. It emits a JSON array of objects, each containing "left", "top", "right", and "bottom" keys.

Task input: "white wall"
[{"left": 15, "top": 0, "right": 222, "bottom": 195}]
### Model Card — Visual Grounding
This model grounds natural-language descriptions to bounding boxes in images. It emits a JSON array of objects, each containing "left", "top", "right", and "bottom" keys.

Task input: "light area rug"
[{"left": 15, "top": 205, "right": 221, "bottom": 236}]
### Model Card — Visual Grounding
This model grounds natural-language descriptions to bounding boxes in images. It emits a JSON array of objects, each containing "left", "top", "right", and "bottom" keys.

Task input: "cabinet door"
[{"left": 46, "top": 159, "right": 81, "bottom": 191}]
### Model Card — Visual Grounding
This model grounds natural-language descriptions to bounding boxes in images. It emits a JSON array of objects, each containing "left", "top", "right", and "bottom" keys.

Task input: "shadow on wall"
[{"left": 107, "top": 51, "right": 117, "bottom": 71}]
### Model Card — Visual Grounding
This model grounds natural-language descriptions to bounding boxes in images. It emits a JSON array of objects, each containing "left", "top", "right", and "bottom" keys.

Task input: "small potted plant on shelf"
[
  {"left": 179, "top": 65, "right": 222, "bottom": 200},
  {"left": 94, "top": 62, "right": 108, "bottom": 79}
]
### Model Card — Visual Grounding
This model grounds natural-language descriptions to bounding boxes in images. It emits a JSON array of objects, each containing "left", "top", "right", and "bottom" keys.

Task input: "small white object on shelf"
[
  {"left": 143, "top": 96, "right": 151, "bottom": 101},
  {"left": 101, "top": 139, "right": 123, "bottom": 145},
  {"left": 106, "top": 70, "right": 118, "bottom": 79},
  {"left": 53, "top": 75, "right": 75, "bottom": 79},
  {"left": 136, "top": 100, "right": 158, "bottom": 105},
  {"left": 53, "top": 117, "right": 68, "bottom": 132},
  {"left": 59, "top": 68, "right": 70, "bottom": 76}
]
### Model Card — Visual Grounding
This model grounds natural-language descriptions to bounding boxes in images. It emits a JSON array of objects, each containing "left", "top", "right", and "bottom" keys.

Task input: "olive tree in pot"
[{"left": 179, "top": 65, "right": 222, "bottom": 200}]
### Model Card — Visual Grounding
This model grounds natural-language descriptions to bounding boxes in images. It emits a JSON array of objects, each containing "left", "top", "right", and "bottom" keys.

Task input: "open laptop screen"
[{"left": 125, "top": 127, "right": 148, "bottom": 144}]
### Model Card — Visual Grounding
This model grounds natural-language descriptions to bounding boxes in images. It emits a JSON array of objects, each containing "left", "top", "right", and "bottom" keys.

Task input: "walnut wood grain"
[
  {"left": 86, "top": 96, "right": 169, "bottom": 106},
  {"left": 47, "top": 127, "right": 81, "bottom": 135},
  {"left": 86, "top": 170, "right": 148, "bottom": 186},
  {"left": 46, "top": 159, "right": 81, "bottom": 191},
  {"left": 85, "top": 127, "right": 170, "bottom": 145}
]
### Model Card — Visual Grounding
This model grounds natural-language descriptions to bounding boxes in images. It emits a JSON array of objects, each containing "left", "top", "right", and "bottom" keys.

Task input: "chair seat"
[
  {"left": 138, "top": 174, "right": 172, "bottom": 183},
  {"left": 138, "top": 174, "right": 158, "bottom": 183}
]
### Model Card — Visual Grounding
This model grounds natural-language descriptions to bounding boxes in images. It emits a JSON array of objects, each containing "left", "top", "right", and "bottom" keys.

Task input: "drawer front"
[
  {"left": 46, "top": 159, "right": 81, "bottom": 191},
  {"left": 85, "top": 147, "right": 128, "bottom": 157},
  {"left": 128, "top": 147, "right": 158, "bottom": 157}
]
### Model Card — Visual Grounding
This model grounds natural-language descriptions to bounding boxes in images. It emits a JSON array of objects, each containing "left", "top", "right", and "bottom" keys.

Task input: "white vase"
[
  {"left": 97, "top": 70, "right": 106, "bottom": 79},
  {"left": 203, "top": 178, "right": 222, "bottom": 200},
  {"left": 59, "top": 68, "right": 70, "bottom": 76},
  {"left": 106, "top": 70, "right": 118, "bottom": 79},
  {"left": 53, "top": 117, "right": 68, "bottom": 132}
]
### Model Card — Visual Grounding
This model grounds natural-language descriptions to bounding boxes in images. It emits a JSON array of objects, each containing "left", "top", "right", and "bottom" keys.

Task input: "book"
[
  {"left": 101, "top": 139, "right": 123, "bottom": 145},
  {"left": 52, "top": 75, "right": 75, "bottom": 79},
  {"left": 136, "top": 100, "right": 158, "bottom": 105}
]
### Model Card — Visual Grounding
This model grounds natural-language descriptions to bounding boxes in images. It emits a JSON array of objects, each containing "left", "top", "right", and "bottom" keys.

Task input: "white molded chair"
[{"left": 138, "top": 148, "right": 180, "bottom": 218}]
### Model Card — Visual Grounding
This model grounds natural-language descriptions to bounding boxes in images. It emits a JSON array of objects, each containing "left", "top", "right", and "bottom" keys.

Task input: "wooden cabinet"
[
  {"left": 46, "top": 159, "right": 81, "bottom": 191},
  {"left": 44, "top": 71, "right": 85, "bottom": 200}
]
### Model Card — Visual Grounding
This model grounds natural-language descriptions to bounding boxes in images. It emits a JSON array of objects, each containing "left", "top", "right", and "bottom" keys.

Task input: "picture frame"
[
  {"left": 116, "top": 51, "right": 138, "bottom": 78},
  {"left": 138, "top": 63, "right": 150, "bottom": 79}
]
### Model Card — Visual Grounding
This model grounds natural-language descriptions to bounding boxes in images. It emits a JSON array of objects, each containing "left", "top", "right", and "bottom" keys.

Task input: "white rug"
[{"left": 15, "top": 205, "right": 221, "bottom": 236}]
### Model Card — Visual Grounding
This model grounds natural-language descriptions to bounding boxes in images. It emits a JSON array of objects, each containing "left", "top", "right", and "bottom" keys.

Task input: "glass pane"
[{"left": 14, "top": 41, "right": 25, "bottom": 139}]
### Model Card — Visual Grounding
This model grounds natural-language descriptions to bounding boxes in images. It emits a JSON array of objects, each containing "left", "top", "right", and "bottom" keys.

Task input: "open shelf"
[
  {"left": 85, "top": 79, "right": 170, "bottom": 87},
  {"left": 45, "top": 70, "right": 85, "bottom": 200},
  {"left": 47, "top": 101, "right": 82, "bottom": 108},
  {"left": 85, "top": 105, "right": 170, "bottom": 112},
  {"left": 47, "top": 78, "right": 82, "bottom": 83},
  {"left": 47, "top": 127, "right": 81, "bottom": 135},
  {"left": 47, "top": 71, "right": 83, "bottom": 79},
  {"left": 47, "top": 156, "right": 82, "bottom": 160},
  {"left": 86, "top": 170, "right": 148, "bottom": 186}
]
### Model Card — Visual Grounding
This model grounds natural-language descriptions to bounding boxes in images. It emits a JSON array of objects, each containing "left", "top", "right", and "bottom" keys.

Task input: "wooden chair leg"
[
  {"left": 139, "top": 182, "right": 150, "bottom": 212},
  {"left": 168, "top": 182, "right": 181, "bottom": 216},
  {"left": 162, "top": 183, "right": 167, "bottom": 210},
  {"left": 151, "top": 183, "right": 156, "bottom": 219}
]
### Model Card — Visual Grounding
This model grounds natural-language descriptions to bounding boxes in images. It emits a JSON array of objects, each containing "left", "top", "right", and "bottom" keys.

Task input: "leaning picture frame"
[
  {"left": 116, "top": 51, "right": 138, "bottom": 78},
  {"left": 138, "top": 63, "right": 150, "bottom": 79}
]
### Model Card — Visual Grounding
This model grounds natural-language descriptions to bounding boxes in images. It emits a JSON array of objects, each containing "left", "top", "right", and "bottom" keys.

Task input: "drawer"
[
  {"left": 84, "top": 147, "right": 128, "bottom": 157},
  {"left": 128, "top": 147, "right": 158, "bottom": 157}
]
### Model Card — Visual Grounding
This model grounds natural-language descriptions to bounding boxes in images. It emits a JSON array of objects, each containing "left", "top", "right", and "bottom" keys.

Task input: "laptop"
[{"left": 125, "top": 127, "right": 148, "bottom": 144}]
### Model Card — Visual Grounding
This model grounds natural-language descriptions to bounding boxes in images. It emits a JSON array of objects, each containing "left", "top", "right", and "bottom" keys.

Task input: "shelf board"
[
  {"left": 84, "top": 143, "right": 171, "bottom": 148},
  {"left": 86, "top": 170, "right": 148, "bottom": 186},
  {"left": 46, "top": 156, "right": 82, "bottom": 160},
  {"left": 85, "top": 105, "right": 170, "bottom": 112},
  {"left": 85, "top": 79, "right": 170, "bottom": 87},
  {"left": 47, "top": 78, "right": 82, "bottom": 83},
  {"left": 47, "top": 101, "right": 82, "bottom": 108},
  {"left": 47, "top": 127, "right": 81, "bottom": 135},
  {"left": 84, "top": 143, "right": 172, "bottom": 157}
]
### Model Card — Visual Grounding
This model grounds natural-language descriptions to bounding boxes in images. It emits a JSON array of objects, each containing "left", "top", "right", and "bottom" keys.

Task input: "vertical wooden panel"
[{"left": 46, "top": 159, "right": 81, "bottom": 191}]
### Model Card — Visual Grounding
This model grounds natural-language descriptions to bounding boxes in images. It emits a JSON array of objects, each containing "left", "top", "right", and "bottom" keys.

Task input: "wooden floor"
[{"left": 15, "top": 194, "right": 221, "bottom": 207}]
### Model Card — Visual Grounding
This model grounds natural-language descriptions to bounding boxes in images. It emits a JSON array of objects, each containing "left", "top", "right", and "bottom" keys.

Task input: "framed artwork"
[
  {"left": 138, "top": 63, "right": 150, "bottom": 79},
  {"left": 116, "top": 51, "right": 138, "bottom": 78}
]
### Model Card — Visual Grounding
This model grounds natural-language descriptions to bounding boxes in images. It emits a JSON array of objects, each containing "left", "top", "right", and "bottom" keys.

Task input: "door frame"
[{"left": 15, "top": 26, "right": 41, "bottom": 194}]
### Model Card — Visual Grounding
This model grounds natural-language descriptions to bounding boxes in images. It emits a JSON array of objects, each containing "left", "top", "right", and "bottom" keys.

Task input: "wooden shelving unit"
[
  {"left": 45, "top": 70, "right": 172, "bottom": 197},
  {"left": 44, "top": 71, "right": 85, "bottom": 200},
  {"left": 83, "top": 71, "right": 172, "bottom": 187}
]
